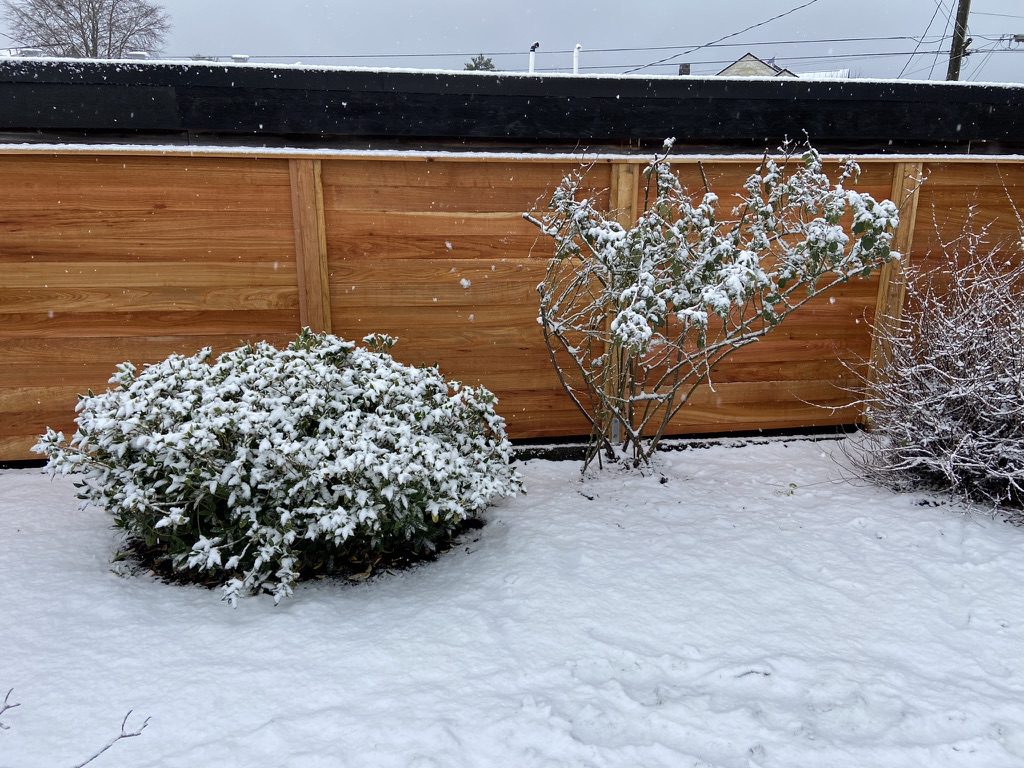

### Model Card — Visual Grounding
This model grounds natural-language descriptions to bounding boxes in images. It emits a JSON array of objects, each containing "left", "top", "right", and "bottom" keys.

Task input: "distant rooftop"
[
  {"left": 716, "top": 52, "right": 797, "bottom": 78},
  {"left": 799, "top": 68, "right": 853, "bottom": 79}
]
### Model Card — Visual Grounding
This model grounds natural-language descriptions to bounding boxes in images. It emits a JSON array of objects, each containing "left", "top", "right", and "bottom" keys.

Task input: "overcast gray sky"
[{"left": 4, "top": 0, "right": 1024, "bottom": 82}]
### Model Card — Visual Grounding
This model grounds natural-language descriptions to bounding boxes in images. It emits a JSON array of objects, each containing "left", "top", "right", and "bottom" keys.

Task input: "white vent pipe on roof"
[
  {"left": 529, "top": 41, "right": 539, "bottom": 73},
  {"left": 573, "top": 43, "right": 582, "bottom": 74}
]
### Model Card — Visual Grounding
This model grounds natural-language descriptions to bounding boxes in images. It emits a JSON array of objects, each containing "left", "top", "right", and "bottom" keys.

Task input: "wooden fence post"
[
  {"left": 288, "top": 158, "right": 332, "bottom": 333},
  {"left": 606, "top": 162, "right": 642, "bottom": 443},
  {"left": 609, "top": 162, "right": 641, "bottom": 221},
  {"left": 868, "top": 161, "right": 924, "bottom": 388}
]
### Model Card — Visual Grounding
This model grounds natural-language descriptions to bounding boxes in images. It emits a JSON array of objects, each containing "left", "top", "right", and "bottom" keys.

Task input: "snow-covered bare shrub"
[
  {"left": 525, "top": 140, "right": 900, "bottom": 469},
  {"left": 848, "top": 227, "right": 1024, "bottom": 516},
  {"left": 35, "top": 330, "right": 522, "bottom": 603}
]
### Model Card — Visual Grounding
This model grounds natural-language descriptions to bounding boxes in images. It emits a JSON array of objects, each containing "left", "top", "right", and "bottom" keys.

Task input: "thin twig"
[
  {"left": 0, "top": 688, "right": 20, "bottom": 730},
  {"left": 72, "top": 710, "right": 151, "bottom": 768}
]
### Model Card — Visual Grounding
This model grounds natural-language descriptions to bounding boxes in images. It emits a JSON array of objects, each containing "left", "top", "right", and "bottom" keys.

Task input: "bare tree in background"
[{"left": 3, "top": 0, "right": 170, "bottom": 58}]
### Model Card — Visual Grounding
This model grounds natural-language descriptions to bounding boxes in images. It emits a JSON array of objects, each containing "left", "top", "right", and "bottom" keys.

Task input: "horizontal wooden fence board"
[
  {"left": 321, "top": 159, "right": 604, "bottom": 206},
  {"left": 662, "top": 401, "right": 859, "bottom": 433},
  {"left": 710, "top": 337, "right": 871, "bottom": 364},
  {"left": 0, "top": 435, "right": 41, "bottom": 460},
  {"left": 0, "top": 310, "right": 299, "bottom": 339},
  {"left": 0, "top": 154, "right": 291, "bottom": 195},
  {"left": 321, "top": 183, "right": 568, "bottom": 216},
  {"left": 681, "top": 379, "right": 854, "bottom": 408},
  {"left": 654, "top": 161, "right": 894, "bottom": 208},
  {"left": 0, "top": 285, "right": 300, "bottom": 314},
  {"left": 0, "top": 219, "right": 295, "bottom": 262},
  {"left": 915, "top": 162, "right": 1024, "bottom": 187},
  {"left": 332, "top": 302, "right": 543, "bottom": 335},
  {"left": 326, "top": 212, "right": 542, "bottom": 253},
  {"left": 0, "top": 408, "right": 85, "bottom": 440},
  {"left": 0, "top": 334, "right": 299, "bottom": 367},
  {"left": 327, "top": 234, "right": 544, "bottom": 262},
  {"left": 321, "top": 158, "right": 593, "bottom": 188},
  {"left": 329, "top": 258, "right": 544, "bottom": 307},
  {"left": 708, "top": 358, "right": 865, "bottom": 385},
  {"left": 2, "top": 261, "right": 297, "bottom": 289},
  {"left": 0, "top": 385, "right": 88, "bottom": 412}
]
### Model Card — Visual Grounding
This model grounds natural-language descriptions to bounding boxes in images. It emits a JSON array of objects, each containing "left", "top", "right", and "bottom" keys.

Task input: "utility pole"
[{"left": 945, "top": 0, "right": 973, "bottom": 81}]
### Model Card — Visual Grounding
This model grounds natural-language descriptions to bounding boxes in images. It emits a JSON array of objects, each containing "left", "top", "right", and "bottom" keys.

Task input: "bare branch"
[
  {"left": 72, "top": 710, "right": 151, "bottom": 768},
  {"left": 0, "top": 688, "right": 21, "bottom": 730}
]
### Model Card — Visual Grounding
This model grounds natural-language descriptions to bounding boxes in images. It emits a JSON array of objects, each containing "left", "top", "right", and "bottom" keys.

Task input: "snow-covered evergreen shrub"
[
  {"left": 35, "top": 330, "right": 522, "bottom": 603},
  {"left": 849, "top": 228, "right": 1024, "bottom": 517}
]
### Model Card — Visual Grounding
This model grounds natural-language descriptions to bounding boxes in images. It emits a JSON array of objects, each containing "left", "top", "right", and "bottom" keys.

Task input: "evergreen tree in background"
[{"left": 464, "top": 53, "right": 495, "bottom": 71}]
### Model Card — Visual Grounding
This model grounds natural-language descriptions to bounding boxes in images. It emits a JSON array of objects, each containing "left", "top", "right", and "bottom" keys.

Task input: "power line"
[
  {"left": 623, "top": 0, "right": 823, "bottom": 74},
  {"left": 930, "top": 0, "right": 956, "bottom": 78},
  {"left": 540, "top": 49, "right": 955, "bottom": 74},
  {"left": 900, "top": 1, "right": 946, "bottom": 77},
  {"left": 534, "top": 34, "right": 951, "bottom": 56},
  {"left": 167, "top": 35, "right": 954, "bottom": 62},
  {"left": 972, "top": 11, "right": 1024, "bottom": 20},
  {"left": 898, "top": 42, "right": 1018, "bottom": 79},
  {"left": 967, "top": 42, "right": 1000, "bottom": 80}
]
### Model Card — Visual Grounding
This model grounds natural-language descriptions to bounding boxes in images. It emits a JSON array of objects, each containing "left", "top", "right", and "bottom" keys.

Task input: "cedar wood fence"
[{"left": 1, "top": 148, "right": 1022, "bottom": 460}]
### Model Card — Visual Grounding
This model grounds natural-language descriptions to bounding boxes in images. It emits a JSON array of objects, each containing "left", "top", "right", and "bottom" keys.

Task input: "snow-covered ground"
[{"left": 3, "top": 437, "right": 1023, "bottom": 768}]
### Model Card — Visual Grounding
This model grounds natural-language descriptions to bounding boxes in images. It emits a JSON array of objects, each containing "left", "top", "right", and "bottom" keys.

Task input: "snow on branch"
[
  {"left": 526, "top": 139, "right": 900, "bottom": 470},
  {"left": 844, "top": 217, "right": 1024, "bottom": 515}
]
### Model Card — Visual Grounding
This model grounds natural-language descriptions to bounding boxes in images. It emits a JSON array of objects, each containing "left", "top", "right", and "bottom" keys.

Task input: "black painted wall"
[{"left": 1, "top": 59, "right": 1022, "bottom": 153}]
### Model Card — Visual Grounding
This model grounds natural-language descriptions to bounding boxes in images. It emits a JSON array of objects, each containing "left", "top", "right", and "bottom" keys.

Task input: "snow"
[
  {"left": 3, "top": 55, "right": 1023, "bottom": 89},
  {"left": 3, "top": 437, "right": 1024, "bottom": 767},
  {"left": 2, "top": 142, "right": 1023, "bottom": 166},
  {"left": 799, "top": 68, "right": 853, "bottom": 80}
]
